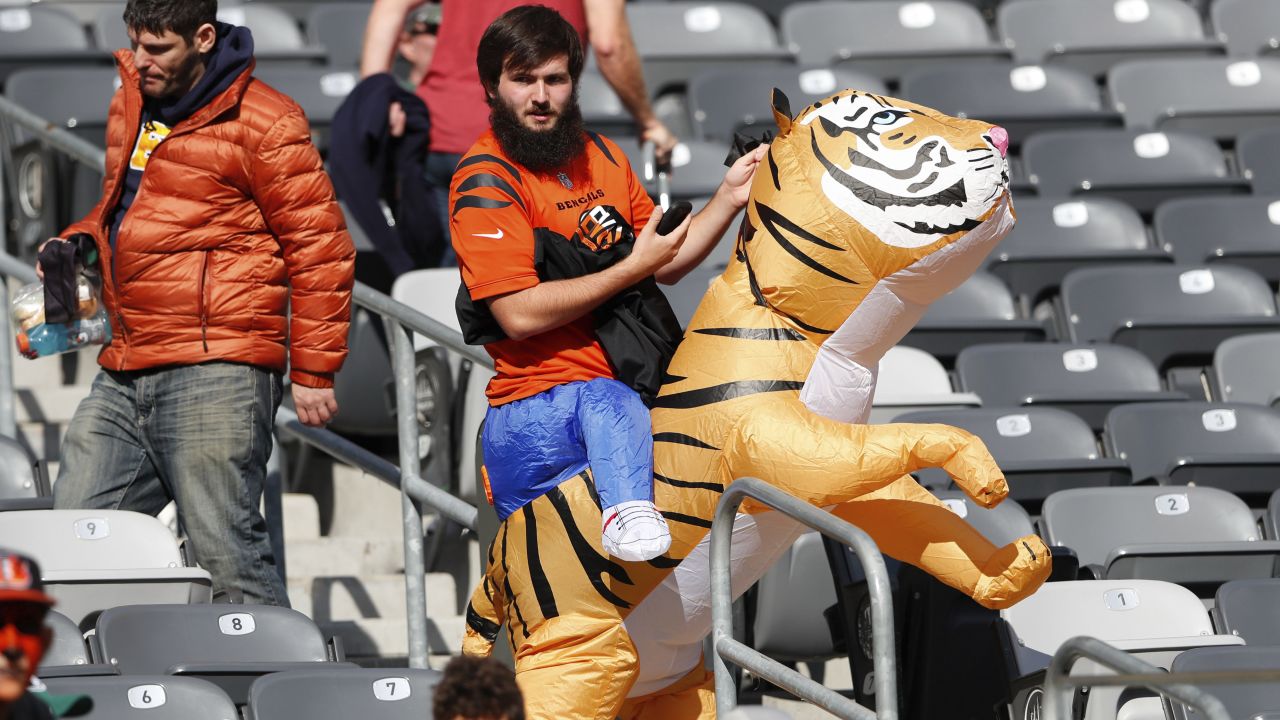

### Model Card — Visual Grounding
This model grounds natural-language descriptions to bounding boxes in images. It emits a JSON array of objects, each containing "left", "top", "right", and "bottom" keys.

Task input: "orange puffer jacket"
[{"left": 62, "top": 50, "right": 354, "bottom": 388}]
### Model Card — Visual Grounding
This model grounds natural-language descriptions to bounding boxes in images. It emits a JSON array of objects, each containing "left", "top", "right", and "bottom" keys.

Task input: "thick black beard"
[{"left": 489, "top": 96, "right": 587, "bottom": 173}]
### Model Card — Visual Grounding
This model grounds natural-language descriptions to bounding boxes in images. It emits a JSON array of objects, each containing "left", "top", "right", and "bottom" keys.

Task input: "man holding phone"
[{"left": 450, "top": 7, "right": 763, "bottom": 561}]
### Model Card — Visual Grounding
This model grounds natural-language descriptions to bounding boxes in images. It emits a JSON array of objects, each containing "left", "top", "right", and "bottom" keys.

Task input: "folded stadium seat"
[
  {"left": 306, "top": 3, "right": 369, "bottom": 68},
  {"left": 35, "top": 609, "right": 110, "bottom": 681},
  {"left": 0, "top": 510, "right": 212, "bottom": 627},
  {"left": 41, "top": 675, "right": 238, "bottom": 720},
  {"left": 0, "top": 5, "right": 109, "bottom": 86},
  {"left": 91, "top": 604, "right": 352, "bottom": 706},
  {"left": 1109, "top": 57, "right": 1280, "bottom": 140},
  {"left": 780, "top": 0, "right": 1009, "bottom": 83},
  {"left": 1021, "top": 129, "right": 1248, "bottom": 214},
  {"left": 751, "top": 532, "right": 842, "bottom": 674},
  {"left": 1166, "top": 646, "right": 1280, "bottom": 720},
  {"left": 996, "top": 579, "right": 1243, "bottom": 720},
  {"left": 899, "top": 63, "right": 1123, "bottom": 148},
  {"left": 1238, "top": 126, "right": 1280, "bottom": 194},
  {"left": 956, "top": 343, "right": 1188, "bottom": 432},
  {"left": 620, "top": 139, "right": 732, "bottom": 203},
  {"left": 622, "top": 2, "right": 793, "bottom": 96},
  {"left": 1212, "top": 578, "right": 1280, "bottom": 644},
  {"left": 1210, "top": 0, "right": 1280, "bottom": 57},
  {"left": 984, "top": 196, "right": 1170, "bottom": 311},
  {"left": 900, "top": 270, "right": 1047, "bottom": 366},
  {"left": 1270, "top": 489, "right": 1280, "bottom": 540},
  {"left": 895, "top": 406, "right": 1130, "bottom": 514},
  {"left": 1103, "top": 401, "right": 1280, "bottom": 507},
  {"left": 1211, "top": 333, "right": 1280, "bottom": 406},
  {"left": 252, "top": 66, "right": 357, "bottom": 154},
  {"left": 1057, "top": 264, "right": 1280, "bottom": 375},
  {"left": 247, "top": 667, "right": 442, "bottom": 720},
  {"left": 868, "top": 345, "right": 980, "bottom": 424},
  {"left": 997, "top": 0, "right": 1225, "bottom": 79},
  {"left": 578, "top": 68, "right": 640, "bottom": 142},
  {"left": 0, "top": 433, "right": 53, "bottom": 511},
  {"left": 1155, "top": 196, "right": 1280, "bottom": 288},
  {"left": 688, "top": 65, "right": 888, "bottom": 143},
  {"left": 1041, "top": 485, "right": 1280, "bottom": 597}
]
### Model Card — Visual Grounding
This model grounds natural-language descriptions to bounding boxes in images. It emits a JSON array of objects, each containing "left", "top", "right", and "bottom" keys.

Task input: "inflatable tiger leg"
[{"left": 463, "top": 89, "right": 1053, "bottom": 720}]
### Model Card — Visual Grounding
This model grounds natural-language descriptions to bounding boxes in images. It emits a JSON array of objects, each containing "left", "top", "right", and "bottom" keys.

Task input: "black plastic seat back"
[
  {"left": 1212, "top": 332, "right": 1280, "bottom": 406},
  {"left": 41, "top": 675, "right": 238, "bottom": 720},
  {"left": 248, "top": 668, "right": 442, "bottom": 720},
  {"left": 1155, "top": 196, "right": 1280, "bottom": 286},
  {"left": 1167, "top": 646, "right": 1280, "bottom": 720},
  {"left": 1213, "top": 579, "right": 1280, "bottom": 645},
  {"left": 307, "top": 3, "right": 370, "bottom": 68},
  {"left": 1211, "top": 0, "right": 1280, "bottom": 57},
  {"left": 1108, "top": 57, "right": 1280, "bottom": 139},
  {"left": 0, "top": 6, "right": 90, "bottom": 56},
  {"left": 1239, "top": 126, "right": 1280, "bottom": 194}
]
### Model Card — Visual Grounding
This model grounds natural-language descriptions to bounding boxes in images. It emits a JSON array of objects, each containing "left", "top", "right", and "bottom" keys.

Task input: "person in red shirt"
[{"left": 451, "top": 6, "right": 764, "bottom": 560}]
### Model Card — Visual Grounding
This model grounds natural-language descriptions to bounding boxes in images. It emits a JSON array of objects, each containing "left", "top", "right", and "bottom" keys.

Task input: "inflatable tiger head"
[{"left": 734, "top": 88, "right": 1016, "bottom": 421}]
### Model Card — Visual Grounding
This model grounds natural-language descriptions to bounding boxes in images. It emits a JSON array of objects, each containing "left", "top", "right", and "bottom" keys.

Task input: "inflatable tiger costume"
[{"left": 463, "top": 89, "right": 1053, "bottom": 720}]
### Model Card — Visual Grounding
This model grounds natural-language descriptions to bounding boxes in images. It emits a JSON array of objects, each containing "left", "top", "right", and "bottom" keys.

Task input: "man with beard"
[{"left": 451, "top": 6, "right": 764, "bottom": 560}]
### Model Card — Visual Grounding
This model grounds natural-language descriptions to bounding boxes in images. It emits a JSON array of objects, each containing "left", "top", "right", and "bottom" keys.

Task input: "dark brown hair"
[
  {"left": 123, "top": 0, "right": 217, "bottom": 42},
  {"left": 476, "top": 5, "right": 585, "bottom": 93},
  {"left": 432, "top": 656, "right": 525, "bottom": 720}
]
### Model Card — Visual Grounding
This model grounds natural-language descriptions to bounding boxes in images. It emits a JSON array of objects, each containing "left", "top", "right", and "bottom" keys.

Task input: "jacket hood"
[{"left": 151, "top": 22, "right": 254, "bottom": 125}]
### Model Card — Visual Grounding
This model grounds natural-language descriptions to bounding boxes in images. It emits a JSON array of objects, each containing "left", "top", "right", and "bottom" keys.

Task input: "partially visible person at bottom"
[
  {"left": 432, "top": 656, "right": 524, "bottom": 720},
  {"left": 0, "top": 551, "right": 91, "bottom": 720}
]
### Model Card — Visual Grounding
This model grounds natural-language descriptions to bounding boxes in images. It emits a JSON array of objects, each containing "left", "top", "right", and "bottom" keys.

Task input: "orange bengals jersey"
[{"left": 451, "top": 130, "right": 656, "bottom": 406}]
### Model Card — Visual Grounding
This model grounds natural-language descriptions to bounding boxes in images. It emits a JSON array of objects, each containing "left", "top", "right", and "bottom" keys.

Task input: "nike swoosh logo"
[{"left": 473, "top": 230, "right": 504, "bottom": 239}]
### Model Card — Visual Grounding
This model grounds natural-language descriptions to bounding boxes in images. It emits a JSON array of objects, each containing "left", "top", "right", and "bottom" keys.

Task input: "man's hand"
[
  {"left": 293, "top": 385, "right": 339, "bottom": 427},
  {"left": 625, "top": 205, "right": 691, "bottom": 279},
  {"left": 641, "top": 119, "right": 678, "bottom": 165},
  {"left": 34, "top": 237, "right": 66, "bottom": 280},
  {"left": 388, "top": 101, "right": 406, "bottom": 138},
  {"left": 721, "top": 143, "right": 769, "bottom": 209}
]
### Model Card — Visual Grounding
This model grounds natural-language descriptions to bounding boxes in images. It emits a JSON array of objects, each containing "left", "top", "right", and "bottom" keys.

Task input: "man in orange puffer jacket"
[{"left": 48, "top": 0, "right": 355, "bottom": 606}]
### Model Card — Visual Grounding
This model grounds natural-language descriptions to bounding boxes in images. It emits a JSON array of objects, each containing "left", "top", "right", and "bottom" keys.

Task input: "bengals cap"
[{"left": 0, "top": 550, "right": 53, "bottom": 606}]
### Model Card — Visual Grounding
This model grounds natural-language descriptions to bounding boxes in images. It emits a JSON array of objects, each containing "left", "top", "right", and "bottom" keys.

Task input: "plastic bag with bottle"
[{"left": 13, "top": 236, "right": 112, "bottom": 359}]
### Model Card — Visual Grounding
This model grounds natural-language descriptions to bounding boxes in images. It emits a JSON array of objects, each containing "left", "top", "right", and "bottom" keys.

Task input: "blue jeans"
[
  {"left": 426, "top": 151, "right": 462, "bottom": 268},
  {"left": 53, "top": 362, "right": 287, "bottom": 606}
]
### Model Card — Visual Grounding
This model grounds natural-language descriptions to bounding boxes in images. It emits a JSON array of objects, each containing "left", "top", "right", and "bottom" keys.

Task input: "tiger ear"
[{"left": 771, "top": 88, "right": 793, "bottom": 134}]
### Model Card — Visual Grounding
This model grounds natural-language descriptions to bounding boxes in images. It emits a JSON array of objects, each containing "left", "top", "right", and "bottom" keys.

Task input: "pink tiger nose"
[{"left": 988, "top": 126, "right": 1009, "bottom": 158}]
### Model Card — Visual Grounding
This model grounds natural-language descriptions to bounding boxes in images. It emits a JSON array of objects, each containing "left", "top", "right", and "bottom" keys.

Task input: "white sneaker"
[{"left": 601, "top": 500, "right": 672, "bottom": 561}]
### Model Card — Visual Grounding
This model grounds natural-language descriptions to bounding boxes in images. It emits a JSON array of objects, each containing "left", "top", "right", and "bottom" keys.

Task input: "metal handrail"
[
  {"left": 1043, "top": 636, "right": 1232, "bottom": 720},
  {"left": 710, "top": 477, "right": 898, "bottom": 720},
  {"left": 0, "top": 95, "right": 487, "bottom": 669}
]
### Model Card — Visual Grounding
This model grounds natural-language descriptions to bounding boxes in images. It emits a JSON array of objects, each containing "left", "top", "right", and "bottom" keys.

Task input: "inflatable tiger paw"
[{"left": 464, "top": 89, "right": 1051, "bottom": 720}]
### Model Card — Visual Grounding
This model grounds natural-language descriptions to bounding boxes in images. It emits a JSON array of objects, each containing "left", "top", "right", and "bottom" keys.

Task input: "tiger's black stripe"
[
  {"left": 647, "top": 555, "right": 683, "bottom": 569},
  {"left": 768, "top": 151, "right": 781, "bottom": 191},
  {"left": 587, "top": 131, "right": 618, "bottom": 167},
  {"left": 756, "top": 203, "right": 858, "bottom": 285},
  {"left": 653, "top": 379, "right": 805, "bottom": 410},
  {"left": 695, "top": 327, "right": 805, "bottom": 341},
  {"left": 457, "top": 173, "right": 526, "bottom": 211},
  {"left": 453, "top": 195, "right": 512, "bottom": 217},
  {"left": 523, "top": 504, "right": 559, "bottom": 621},
  {"left": 546, "top": 487, "right": 634, "bottom": 609},
  {"left": 655, "top": 472, "right": 724, "bottom": 493},
  {"left": 662, "top": 372, "right": 688, "bottom": 385},
  {"left": 466, "top": 602, "right": 501, "bottom": 643},
  {"left": 457, "top": 153, "right": 523, "bottom": 184},
  {"left": 653, "top": 432, "right": 719, "bottom": 450},
  {"left": 662, "top": 511, "right": 714, "bottom": 529},
  {"left": 500, "top": 524, "right": 530, "bottom": 639},
  {"left": 740, "top": 227, "right": 835, "bottom": 335},
  {"left": 579, "top": 470, "right": 602, "bottom": 510}
]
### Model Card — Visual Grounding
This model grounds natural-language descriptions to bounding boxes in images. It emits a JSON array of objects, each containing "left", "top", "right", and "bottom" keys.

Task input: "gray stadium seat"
[
  {"left": 624, "top": 2, "right": 792, "bottom": 95},
  {"left": 752, "top": 531, "right": 840, "bottom": 664},
  {"left": 781, "top": 0, "right": 1009, "bottom": 80},
  {"left": 956, "top": 343, "right": 1187, "bottom": 432},
  {"left": 1058, "top": 264, "right": 1280, "bottom": 371},
  {"left": 306, "top": 3, "right": 369, "bottom": 68},
  {"left": 247, "top": 667, "right": 442, "bottom": 720},
  {"left": 1042, "top": 485, "right": 1280, "bottom": 597},
  {"left": 1166, "top": 646, "right": 1280, "bottom": 720},
  {"left": 871, "top": 345, "right": 980, "bottom": 425},
  {"left": 1211, "top": 332, "right": 1280, "bottom": 406},
  {"left": 661, "top": 265, "right": 719, "bottom": 328},
  {"left": 1211, "top": 0, "right": 1280, "bottom": 57},
  {"left": 4, "top": 66, "right": 117, "bottom": 142},
  {"left": 93, "top": 604, "right": 349, "bottom": 705},
  {"left": 1109, "top": 57, "right": 1280, "bottom": 139},
  {"left": 896, "top": 406, "right": 1129, "bottom": 514},
  {"left": 998, "top": 578, "right": 1243, "bottom": 720},
  {"left": 687, "top": 196, "right": 741, "bottom": 269},
  {"left": 252, "top": 66, "right": 357, "bottom": 153},
  {"left": 1022, "top": 129, "right": 1248, "bottom": 212},
  {"left": 688, "top": 65, "right": 888, "bottom": 143},
  {"left": 933, "top": 490, "right": 1036, "bottom": 545},
  {"left": 1212, "top": 579, "right": 1280, "bottom": 645},
  {"left": 998, "top": 0, "right": 1224, "bottom": 77},
  {"left": 0, "top": 510, "right": 212, "bottom": 626},
  {"left": 578, "top": 69, "right": 635, "bottom": 140},
  {"left": 1103, "top": 401, "right": 1280, "bottom": 505},
  {"left": 901, "top": 271, "right": 1047, "bottom": 365},
  {"left": 0, "top": 433, "right": 50, "bottom": 511},
  {"left": 41, "top": 675, "right": 238, "bottom": 720},
  {"left": 1269, "top": 488, "right": 1280, "bottom": 540},
  {"left": 41, "top": 610, "right": 87, "bottom": 669},
  {"left": 1155, "top": 196, "right": 1280, "bottom": 286},
  {"left": 0, "top": 6, "right": 106, "bottom": 84},
  {"left": 1239, "top": 126, "right": 1280, "bottom": 194},
  {"left": 985, "top": 197, "right": 1170, "bottom": 306},
  {"left": 621, "top": 139, "right": 732, "bottom": 202},
  {"left": 900, "top": 63, "right": 1122, "bottom": 146}
]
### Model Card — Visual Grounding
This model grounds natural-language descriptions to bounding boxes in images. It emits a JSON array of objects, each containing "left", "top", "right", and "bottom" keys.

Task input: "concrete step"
[
  {"left": 288, "top": 572, "right": 460, "bottom": 623},
  {"left": 286, "top": 536, "right": 406, "bottom": 576},
  {"left": 282, "top": 492, "right": 320, "bottom": 542},
  {"left": 321, "top": 615, "right": 465, "bottom": 659}
]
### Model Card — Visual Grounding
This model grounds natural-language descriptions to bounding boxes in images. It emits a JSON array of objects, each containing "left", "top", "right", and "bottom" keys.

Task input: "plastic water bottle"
[{"left": 16, "top": 311, "right": 112, "bottom": 358}]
